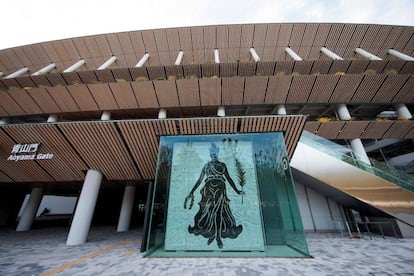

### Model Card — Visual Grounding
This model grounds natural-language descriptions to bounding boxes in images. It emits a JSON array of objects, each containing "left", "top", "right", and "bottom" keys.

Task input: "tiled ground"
[{"left": 0, "top": 226, "right": 413, "bottom": 275}]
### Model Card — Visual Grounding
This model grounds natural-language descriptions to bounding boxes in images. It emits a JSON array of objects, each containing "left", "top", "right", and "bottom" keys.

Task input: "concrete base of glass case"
[{"left": 146, "top": 133, "right": 310, "bottom": 257}]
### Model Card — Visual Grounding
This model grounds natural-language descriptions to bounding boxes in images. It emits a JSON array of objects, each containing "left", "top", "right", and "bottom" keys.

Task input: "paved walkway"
[{"left": 0, "top": 226, "right": 413, "bottom": 275}]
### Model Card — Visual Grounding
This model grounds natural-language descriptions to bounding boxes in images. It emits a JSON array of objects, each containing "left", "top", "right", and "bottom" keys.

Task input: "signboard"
[{"left": 7, "top": 143, "right": 54, "bottom": 161}]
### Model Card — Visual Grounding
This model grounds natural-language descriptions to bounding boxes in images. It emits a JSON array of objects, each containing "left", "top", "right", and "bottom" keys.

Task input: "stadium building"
[{"left": 0, "top": 23, "right": 413, "bottom": 257}]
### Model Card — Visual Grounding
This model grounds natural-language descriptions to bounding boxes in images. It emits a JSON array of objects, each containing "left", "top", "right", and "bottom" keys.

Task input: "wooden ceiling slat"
[
  {"left": 316, "top": 121, "right": 346, "bottom": 139},
  {"left": 264, "top": 75, "right": 292, "bottom": 104},
  {"left": 153, "top": 80, "right": 179, "bottom": 107},
  {"left": 147, "top": 66, "right": 166, "bottom": 80},
  {"left": 325, "top": 24, "right": 344, "bottom": 48},
  {"left": 274, "top": 61, "right": 294, "bottom": 75},
  {"left": 95, "top": 69, "right": 115, "bottom": 83},
  {"left": 16, "top": 76, "right": 36, "bottom": 88},
  {"left": 78, "top": 71, "right": 98, "bottom": 84},
  {"left": 183, "top": 64, "right": 201, "bottom": 78},
  {"left": 337, "top": 121, "right": 370, "bottom": 139},
  {"left": 87, "top": 83, "right": 119, "bottom": 110},
  {"left": 346, "top": 60, "right": 369, "bottom": 74},
  {"left": 256, "top": 61, "right": 276, "bottom": 75},
  {"left": 304, "top": 121, "right": 320, "bottom": 134},
  {"left": 220, "top": 63, "right": 238, "bottom": 77},
  {"left": 243, "top": 76, "right": 267, "bottom": 104},
  {"left": 222, "top": 77, "right": 245, "bottom": 105},
  {"left": 238, "top": 62, "right": 256, "bottom": 76}
]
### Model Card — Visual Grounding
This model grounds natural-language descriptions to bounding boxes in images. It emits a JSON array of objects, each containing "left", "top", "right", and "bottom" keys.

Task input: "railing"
[{"left": 300, "top": 130, "right": 414, "bottom": 193}]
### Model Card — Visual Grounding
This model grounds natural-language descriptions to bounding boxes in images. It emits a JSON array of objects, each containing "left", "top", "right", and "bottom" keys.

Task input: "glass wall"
[{"left": 146, "top": 133, "right": 309, "bottom": 257}]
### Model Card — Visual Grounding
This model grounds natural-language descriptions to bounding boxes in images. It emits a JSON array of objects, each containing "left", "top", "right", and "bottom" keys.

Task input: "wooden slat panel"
[
  {"left": 289, "top": 24, "right": 306, "bottom": 47},
  {"left": 391, "top": 75, "right": 414, "bottom": 103},
  {"left": 201, "top": 64, "right": 219, "bottom": 78},
  {"left": 62, "top": 72, "right": 82, "bottom": 86},
  {"left": 183, "top": 64, "right": 201, "bottom": 78},
  {"left": 46, "top": 86, "right": 80, "bottom": 112},
  {"left": 308, "top": 75, "right": 340, "bottom": 103},
  {"left": 325, "top": 24, "right": 344, "bottom": 48},
  {"left": 222, "top": 77, "right": 245, "bottom": 105},
  {"left": 360, "top": 121, "right": 393, "bottom": 139},
  {"left": 277, "top": 24, "right": 293, "bottom": 46},
  {"left": 382, "top": 122, "right": 413, "bottom": 139},
  {"left": 111, "top": 68, "right": 132, "bottom": 82},
  {"left": 329, "top": 74, "right": 364, "bottom": 103},
  {"left": 199, "top": 78, "right": 221, "bottom": 106},
  {"left": 304, "top": 121, "right": 320, "bottom": 134},
  {"left": 129, "top": 67, "right": 149, "bottom": 81},
  {"left": 26, "top": 87, "right": 61, "bottom": 114},
  {"left": 346, "top": 60, "right": 369, "bottom": 74},
  {"left": 8, "top": 89, "right": 42, "bottom": 114},
  {"left": 0, "top": 91, "right": 25, "bottom": 115},
  {"left": 59, "top": 122, "right": 140, "bottom": 180},
  {"left": 256, "top": 61, "right": 275, "bottom": 75},
  {"left": 243, "top": 76, "right": 267, "bottom": 104},
  {"left": 316, "top": 121, "right": 346, "bottom": 139},
  {"left": 16, "top": 76, "right": 36, "bottom": 89},
  {"left": 108, "top": 82, "right": 138, "bottom": 110},
  {"left": 310, "top": 60, "right": 332, "bottom": 74},
  {"left": 131, "top": 81, "right": 159, "bottom": 108},
  {"left": 78, "top": 71, "right": 98, "bottom": 84},
  {"left": 274, "top": 61, "right": 294, "bottom": 75},
  {"left": 88, "top": 83, "right": 119, "bottom": 110},
  {"left": 220, "top": 63, "right": 238, "bottom": 77},
  {"left": 265, "top": 76, "right": 292, "bottom": 103},
  {"left": 286, "top": 75, "right": 316, "bottom": 103},
  {"left": 176, "top": 79, "right": 200, "bottom": 107},
  {"left": 66, "top": 85, "right": 98, "bottom": 111},
  {"left": 371, "top": 75, "right": 410, "bottom": 103},
  {"left": 147, "top": 66, "right": 166, "bottom": 80},
  {"left": 94, "top": 69, "right": 115, "bottom": 83},
  {"left": 337, "top": 121, "right": 370, "bottom": 139},
  {"left": 292, "top": 60, "right": 313, "bottom": 74},
  {"left": 153, "top": 80, "right": 179, "bottom": 107},
  {"left": 350, "top": 75, "right": 387, "bottom": 103}
]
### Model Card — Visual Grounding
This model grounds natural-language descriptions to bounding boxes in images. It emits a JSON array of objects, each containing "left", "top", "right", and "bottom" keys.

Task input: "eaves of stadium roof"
[{"left": 0, "top": 22, "right": 413, "bottom": 142}]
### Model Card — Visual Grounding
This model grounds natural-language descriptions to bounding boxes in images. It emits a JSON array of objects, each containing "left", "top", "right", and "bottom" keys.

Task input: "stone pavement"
[{"left": 0, "top": 226, "right": 413, "bottom": 276}]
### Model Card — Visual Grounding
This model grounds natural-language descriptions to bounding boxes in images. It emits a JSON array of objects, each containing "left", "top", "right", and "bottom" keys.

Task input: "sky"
[{"left": 1, "top": 0, "right": 414, "bottom": 50}]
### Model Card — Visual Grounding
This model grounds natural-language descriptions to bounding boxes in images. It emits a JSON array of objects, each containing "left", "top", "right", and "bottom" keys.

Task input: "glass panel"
[{"left": 146, "top": 133, "right": 309, "bottom": 257}]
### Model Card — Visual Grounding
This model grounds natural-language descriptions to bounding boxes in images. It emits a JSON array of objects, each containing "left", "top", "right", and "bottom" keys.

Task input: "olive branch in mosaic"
[{"left": 235, "top": 157, "right": 246, "bottom": 205}]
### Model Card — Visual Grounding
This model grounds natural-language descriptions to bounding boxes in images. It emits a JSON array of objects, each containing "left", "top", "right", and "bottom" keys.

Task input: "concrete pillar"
[
  {"left": 335, "top": 104, "right": 352, "bottom": 121},
  {"left": 387, "top": 49, "right": 414, "bottom": 61},
  {"left": 66, "top": 169, "right": 102, "bottom": 245},
  {"left": 63, "top": 59, "right": 86, "bottom": 73},
  {"left": 5, "top": 67, "right": 29, "bottom": 79},
  {"left": 350, "top": 139, "right": 371, "bottom": 165},
  {"left": 214, "top": 49, "right": 220, "bottom": 63},
  {"left": 394, "top": 104, "right": 413, "bottom": 120},
  {"left": 285, "top": 47, "right": 303, "bottom": 61},
  {"left": 158, "top": 108, "right": 167, "bottom": 119},
  {"left": 217, "top": 106, "right": 225, "bottom": 117},
  {"left": 335, "top": 104, "right": 370, "bottom": 165},
  {"left": 16, "top": 187, "right": 44, "bottom": 231},
  {"left": 276, "top": 104, "right": 287, "bottom": 115},
  {"left": 100, "top": 111, "right": 111, "bottom": 121},
  {"left": 355, "top": 48, "right": 382, "bottom": 60},
  {"left": 117, "top": 185, "right": 136, "bottom": 232},
  {"left": 249, "top": 48, "right": 260, "bottom": 62},
  {"left": 320, "top": 47, "right": 344, "bottom": 60},
  {"left": 31, "top": 63, "right": 56, "bottom": 76},
  {"left": 97, "top": 56, "right": 117, "bottom": 70},
  {"left": 135, "top": 53, "right": 150, "bottom": 67},
  {"left": 175, "top": 51, "right": 184, "bottom": 65},
  {"left": 0, "top": 118, "right": 9, "bottom": 125},
  {"left": 47, "top": 114, "right": 58, "bottom": 123}
]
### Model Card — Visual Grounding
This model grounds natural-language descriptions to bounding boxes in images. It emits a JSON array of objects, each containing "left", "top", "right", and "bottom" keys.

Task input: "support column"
[
  {"left": 47, "top": 114, "right": 58, "bottom": 123},
  {"left": 5, "top": 67, "right": 29, "bottom": 79},
  {"left": 214, "top": 49, "right": 220, "bottom": 63},
  {"left": 63, "top": 59, "right": 86, "bottom": 73},
  {"left": 387, "top": 49, "right": 414, "bottom": 61},
  {"left": 335, "top": 104, "right": 370, "bottom": 164},
  {"left": 158, "top": 108, "right": 167, "bottom": 119},
  {"left": 350, "top": 139, "right": 371, "bottom": 164},
  {"left": 16, "top": 187, "right": 44, "bottom": 231},
  {"left": 217, "top": 106, "right": 225, "bottom": 117},
  {"left": 100, "top": 111, "right": 111, "bottom": 121},
  {"left": 320, "top": 47, "right": 344, "bottom": 60},
  {"left": 135, "top": 53, "right": 150, "bottom": 67},
  {"left": 66, "top": 170, "right": 102, "bottom": 245},
  {"left": 0, "top": 118, "right": 9, "bottom": 125},
  {"left": 249, "top": 48, "right": 260, "bottom": 62},
  {"left": 394, "top": 103, "right": 413, "bottom": 120},
  {"left": 174, "top": 51, "right": 184, "bottom": 65},
  {"left": 355, "top": 48, "right": 382, "bottom": 60},
  {"left": 117, "top": 185, "right": 136, "bottom": 232},
  {"left": 276, "top": 104, "right": 287, "bottom": 115},
  {"left": 31, "top": 63, "right": 56, "bottom": 76},
  {"left": 285, "top": 47, "right": 302, "bottom": 61},
  {"left": 97, "top": 56, "right": 117, "bottom": 70}
]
